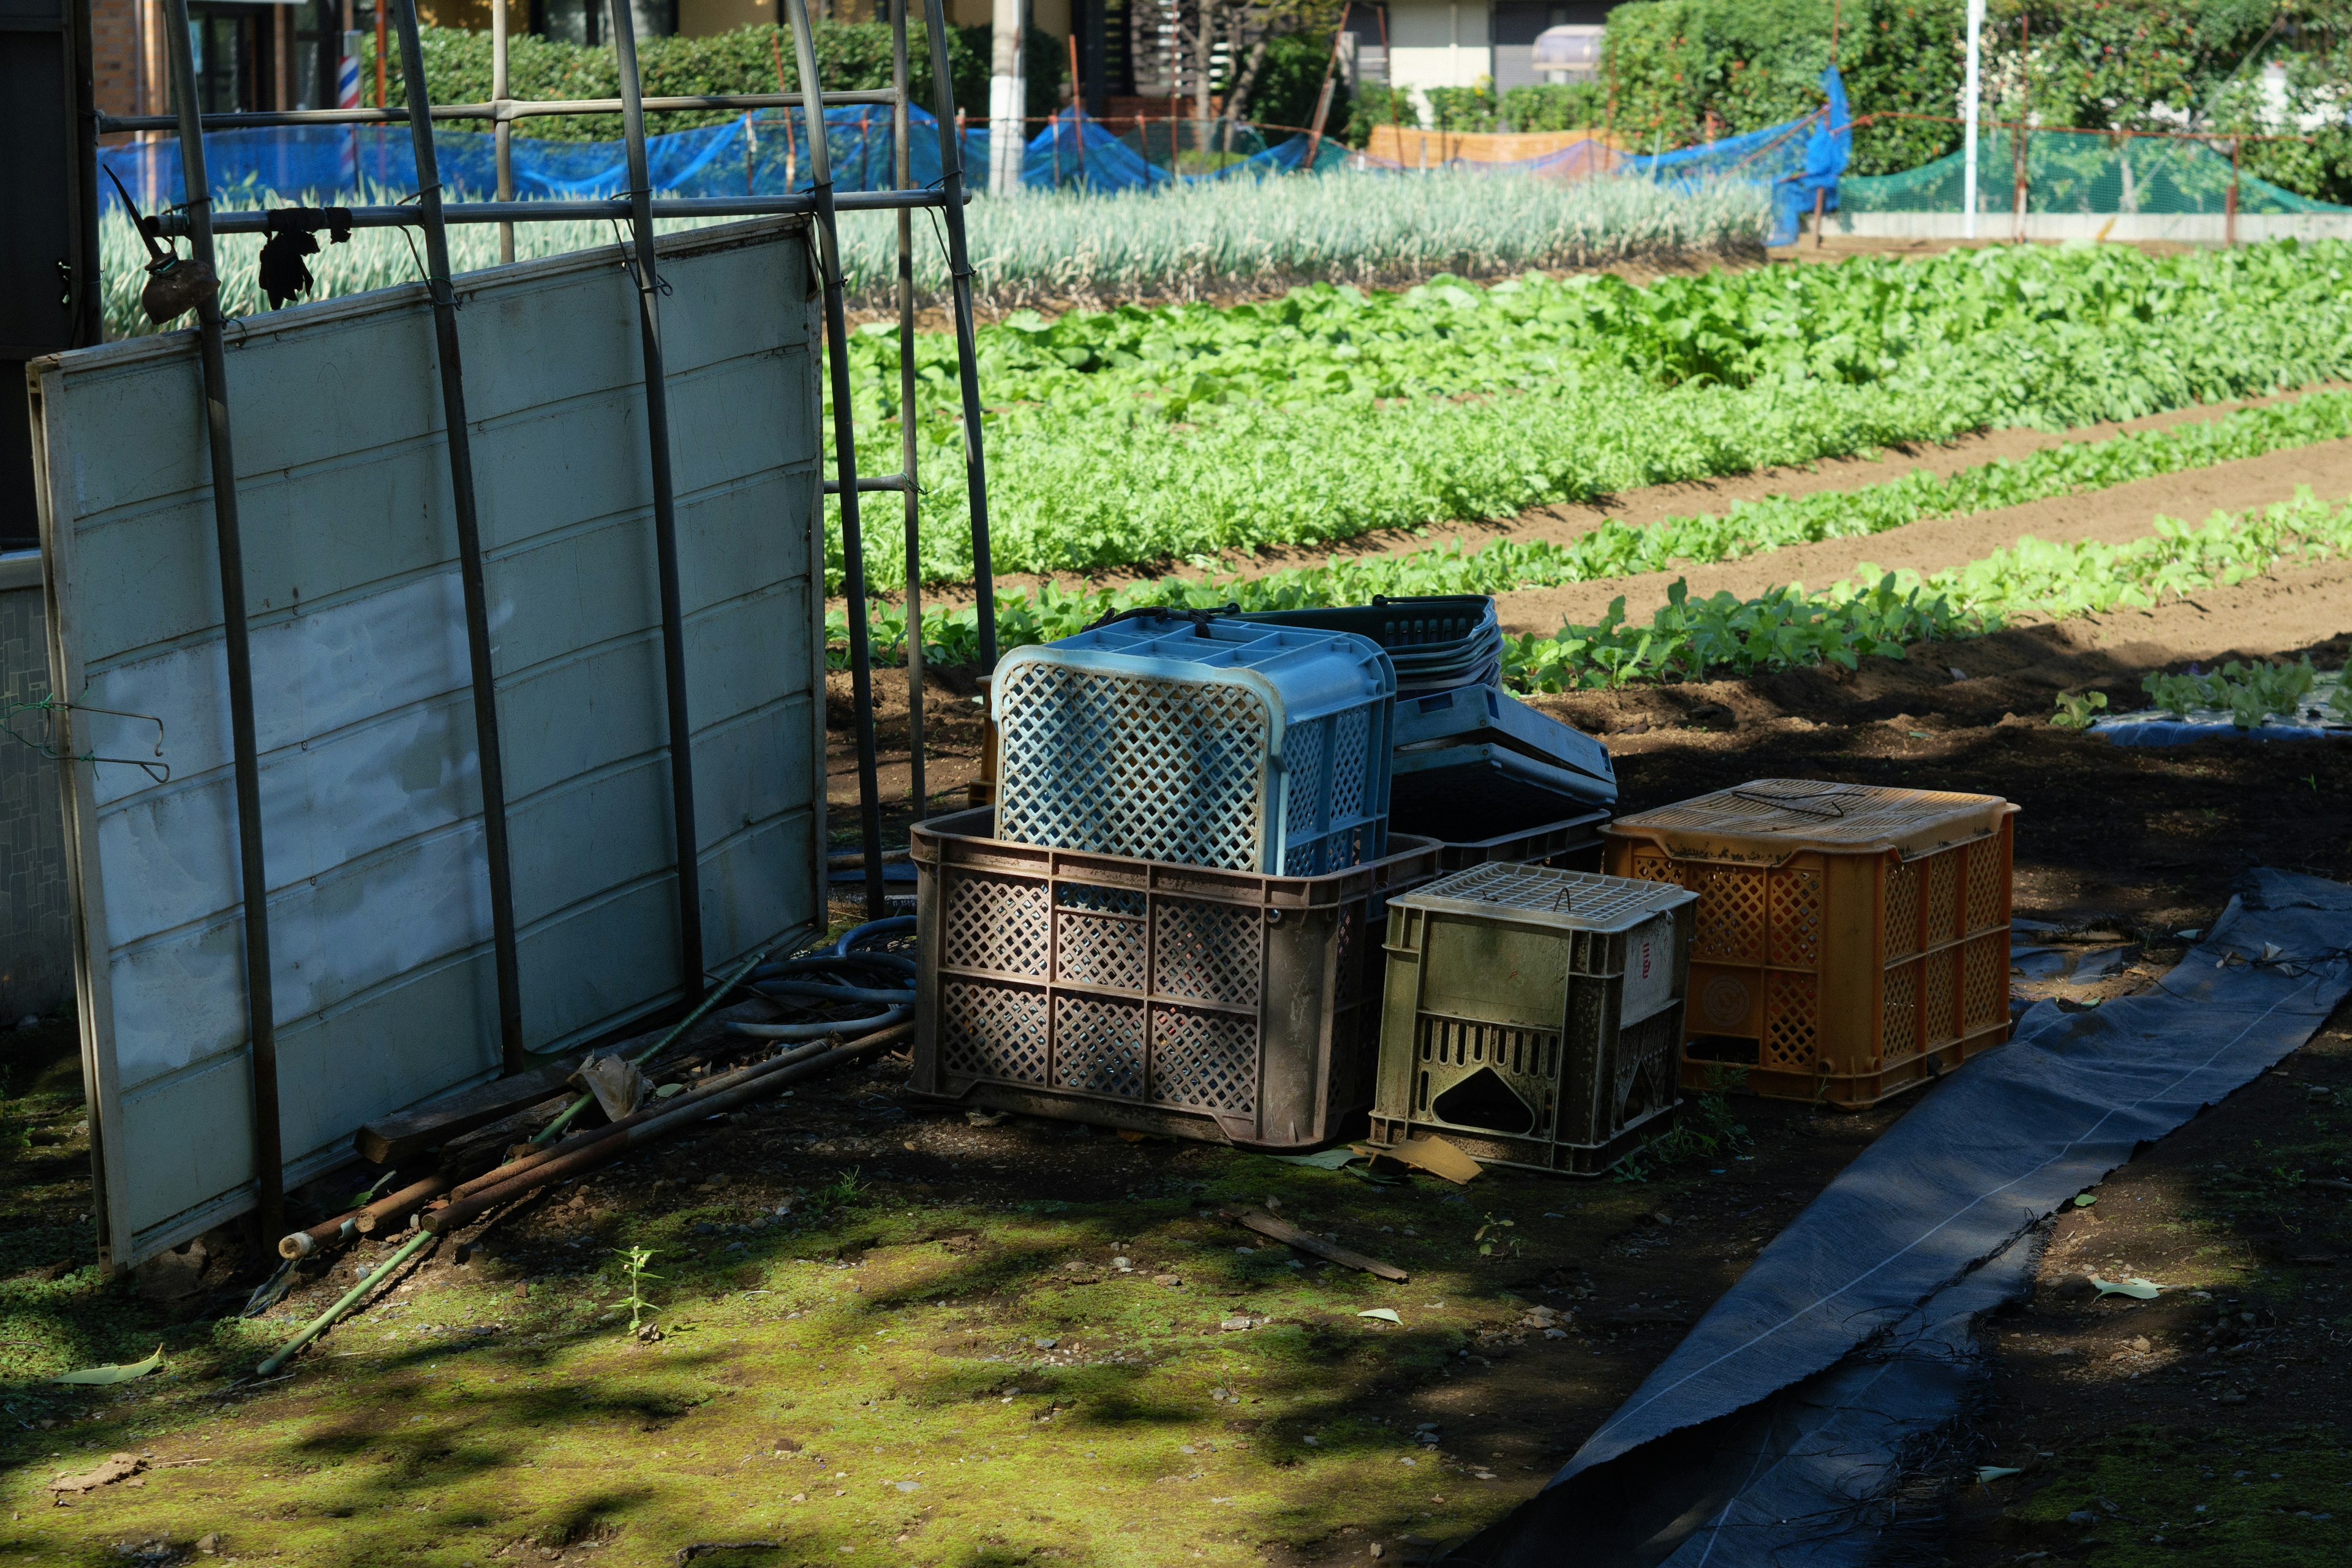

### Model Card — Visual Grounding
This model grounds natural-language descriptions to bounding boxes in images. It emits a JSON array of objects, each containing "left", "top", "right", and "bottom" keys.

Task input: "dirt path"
[{"left": 1492, "top": 435, "right": 2352, "bottom": 636}]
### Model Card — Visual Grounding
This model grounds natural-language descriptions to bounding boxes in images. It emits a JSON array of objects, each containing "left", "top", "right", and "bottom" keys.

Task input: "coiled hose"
[{"left": 728, "top": 914, "right": 919, "bottom": 1040}]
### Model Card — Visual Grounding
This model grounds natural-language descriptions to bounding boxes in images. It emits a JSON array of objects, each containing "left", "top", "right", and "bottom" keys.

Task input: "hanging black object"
[
  {"left": 104, "top": 165, "right": 219, "bottom": 327},
  {"left": 257, "top": 222, "right": 320, "bottom": 311},
  {"left": 255, "top": 207, "right": 356, "bottom": 309}
]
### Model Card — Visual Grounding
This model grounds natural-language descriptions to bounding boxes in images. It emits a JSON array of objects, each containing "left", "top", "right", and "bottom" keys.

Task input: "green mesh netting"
[{"left": 1843, "top": 127, "right": 2349, "bottom": 216}]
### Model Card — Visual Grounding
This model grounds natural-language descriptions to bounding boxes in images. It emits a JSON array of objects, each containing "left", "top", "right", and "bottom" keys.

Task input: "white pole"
[
  {"left": 1962, "top": 0, "right": 1983, "bottom": 240},
  {"left": 989, "top": 0, "right": 1023, "bottom": 194}
]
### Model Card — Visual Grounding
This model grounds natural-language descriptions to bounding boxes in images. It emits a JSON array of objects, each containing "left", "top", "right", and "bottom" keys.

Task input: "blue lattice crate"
[{"left": 992, "top": 612, "right": 1396, "bottom": 876}]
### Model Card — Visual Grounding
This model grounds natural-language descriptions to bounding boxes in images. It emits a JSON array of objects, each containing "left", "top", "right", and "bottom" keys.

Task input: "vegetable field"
[{"left": 832, "top": 239, "right": 2352, "bottom": 598}]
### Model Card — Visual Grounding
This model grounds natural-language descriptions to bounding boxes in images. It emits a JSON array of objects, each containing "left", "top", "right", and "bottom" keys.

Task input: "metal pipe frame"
[
  {"left": 918, "top": 0, "right": 1000, "bottom": 671},
  {"left": 785, "top": 0, "right": 889, "bottom": 919},
  {"left": 160, "top": 0, "right": 285, "bottom": 1245},
  {"left": 892, "top": 0, "right": 927, "bottom": 820},
  {"left": 118, "top": 0, "right": 1000, "bottom": 1127},
  {"left": 608, "top": 0, "right": 707, "bottom": 1005},
  {"left": 492, "top": 0, "right": 514, "bottom": 265},
  {"left": 97, "top": 91, "right": 902, "bottom": 134},
  {"left": 392, "top": 0, "right": 529, "bottom": 1079},
  {"left": 142, "top": 189, "right": 965, "bottom": 238}
]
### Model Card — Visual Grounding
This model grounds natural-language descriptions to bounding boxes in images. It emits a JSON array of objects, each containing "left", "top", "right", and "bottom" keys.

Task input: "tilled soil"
[{"left": 815, "top": 545, "right": 2352, "bottom": 1566}]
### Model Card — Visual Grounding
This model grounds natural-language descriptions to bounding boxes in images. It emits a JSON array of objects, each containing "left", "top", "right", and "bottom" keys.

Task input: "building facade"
[{"left": 88, "top": 0, "right": 1616, "bottom": 122}]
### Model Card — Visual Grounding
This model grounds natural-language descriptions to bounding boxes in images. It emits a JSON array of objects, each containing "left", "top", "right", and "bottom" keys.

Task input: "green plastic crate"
[{"left": 1369, "top": 864, "right": 1697, "bottom": 1176}]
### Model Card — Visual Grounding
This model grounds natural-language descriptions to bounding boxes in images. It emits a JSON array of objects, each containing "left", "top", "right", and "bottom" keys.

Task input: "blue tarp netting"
[
  {"left": 97, "top": 104, "right": 1349, "bottom": 210},
  {"left": 1621, "top": 65, "right": 1850, "bottom": 246}
]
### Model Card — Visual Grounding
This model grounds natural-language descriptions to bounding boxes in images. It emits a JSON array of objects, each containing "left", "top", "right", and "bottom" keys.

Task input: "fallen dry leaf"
[{"left": 48, "top": 1452, "right": 147, "bottom": 1494}]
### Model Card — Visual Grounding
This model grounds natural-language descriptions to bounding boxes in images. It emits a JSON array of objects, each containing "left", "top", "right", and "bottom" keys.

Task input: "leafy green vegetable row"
[
  {"left": 829, "top": 240, "right": 2352, "bottom": 589},
  {"left": 828, "top": 386, "right": 2352, "bottom": 665},
  {"left": 1505, "top": 488, "right": 2352, "bottom": 689}
]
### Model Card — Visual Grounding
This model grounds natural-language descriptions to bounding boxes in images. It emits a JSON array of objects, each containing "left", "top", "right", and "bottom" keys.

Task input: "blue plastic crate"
[{"left": 992, "top": 613, "right": 1396, "bottom": 875}]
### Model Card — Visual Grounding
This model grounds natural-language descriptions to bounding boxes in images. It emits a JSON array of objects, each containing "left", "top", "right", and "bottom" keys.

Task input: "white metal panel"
[{"left": 31, "top": 218, "right": 826, "bottom": 1266}]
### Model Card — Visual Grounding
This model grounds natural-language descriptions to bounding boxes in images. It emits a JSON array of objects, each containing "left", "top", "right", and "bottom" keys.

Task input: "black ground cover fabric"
[{"left": 1446, "top": 869, "right": 2352, "bottom": 1567}]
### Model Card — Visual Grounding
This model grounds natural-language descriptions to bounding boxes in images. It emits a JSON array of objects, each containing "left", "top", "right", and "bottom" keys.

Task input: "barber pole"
[{"left": 338, "top": 33, "right": 363, "bottom": 190}]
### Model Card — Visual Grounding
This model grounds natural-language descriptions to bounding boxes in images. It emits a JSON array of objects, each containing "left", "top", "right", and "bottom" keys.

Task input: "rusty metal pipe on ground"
[
  {"left": 279, "top": 1208, "right": 364, "bottom": 1259},
  {"left": 431, "top": 1039, "right": 835, "bottom": 1210},
  {"left": 353, "top": 1172, "right": 455, "bottom": 1234},
  {"left": 422, "top": 1022, "right": 911, "bottom": 1235}
]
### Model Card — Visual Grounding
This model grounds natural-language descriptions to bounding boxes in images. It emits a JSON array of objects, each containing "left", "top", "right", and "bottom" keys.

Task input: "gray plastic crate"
[
  {"left": 910, "top": 807, "right": 1441, "bottom": 1149},
  {"left": 1369, "top": 864, "right": 1697, "bottom": 1175}
]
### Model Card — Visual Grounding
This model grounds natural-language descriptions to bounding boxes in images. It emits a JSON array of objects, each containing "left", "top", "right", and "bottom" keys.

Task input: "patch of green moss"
[{"left": 2006, "top": 1424, "right": 2352, "bottom": 1567}]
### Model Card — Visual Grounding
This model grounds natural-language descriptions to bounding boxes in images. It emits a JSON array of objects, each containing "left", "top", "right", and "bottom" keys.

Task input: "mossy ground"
[{"left": 2, "top": 1008, "right": 1823, "bottom": 1568}]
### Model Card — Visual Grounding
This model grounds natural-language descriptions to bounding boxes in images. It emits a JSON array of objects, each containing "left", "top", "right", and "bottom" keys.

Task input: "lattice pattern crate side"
[
  {"left": 944, "top": 873, "right": 1054, "bottom": 976},
  {"left": 1689, "top": 864, "right": 1768, "bottom": 963},
  {"left": 1922, "top": 946, "right": 1958, "bottom": 1049},
  {"left": 1284, "top": 716, "right": 1330, "bottom": 842},
  {"left": 1882, "top": 960, "right": 1921, "bottom": 1063},
  {"left": 1767, "top": 862, "right": 1825, "bottom": 969},
  {"left": 1054, "top": 909, "right": 1148, "bottom": 990},
  {"left": 995, "top": 661, "right": 1273, "bottom": 870},
  {"left": 1153, "top": 899, "right": 1263, "bottom": 1008},
  {"left": 1762, "top": 968, "right": 1819, "bottom": 1069},
  {"left": 914, "top": 807, "right": 1441, "bottom": 1148},
  {"left": 1961, "top": 930, "right": 2008, "bottom": 1033},
  {"left": 992, "top": 624, "right": 1393, "bottom": 876},
  {"left": 1924, "top": 847, "right": 1960, "bottom": 948},
  {"left": 1626, "top": 848, "right": 1687, "bottom": 888},
  {"left": 1150, "top": 1006, "right": 1259, "bottom": 1114},
  {"left": 1885, "top": 858, "right": 1923, "bottom": 960},
  {"left": 1053, "top": 993, "right": 1147, "bottom": 1097},
  {"left": 1329, "top": 706, "right": 1373, "bottom": 824},
  {"left": 941, "top": 981, "right": 1050, "bottom": 1084},
  {"left": 1962, "top": 832, "right": 2009, "bottom": 935}
]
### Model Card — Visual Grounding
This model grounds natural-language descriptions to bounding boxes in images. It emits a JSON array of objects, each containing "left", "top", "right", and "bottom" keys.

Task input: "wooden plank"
[
  {"left": 355, "top": 1057, "right": 583, "bottom": 1165},
  {"left": 1218, "top": 1206, "right": 1409, "bottom": 1282}
]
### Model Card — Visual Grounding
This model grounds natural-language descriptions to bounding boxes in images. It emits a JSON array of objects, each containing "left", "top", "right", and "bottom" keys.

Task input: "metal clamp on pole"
[
  {"left": 786, "top": 0, "right": 890, "bottom": 919},
  {"left": 393, "top": 0, "right": 530, "bottom": 1077},
  {"left": 606, "top": 0, "right": 708, "bottom": 1003},
  {"left": 160, "top": 0, "right": 286, "bottom": 1244}
]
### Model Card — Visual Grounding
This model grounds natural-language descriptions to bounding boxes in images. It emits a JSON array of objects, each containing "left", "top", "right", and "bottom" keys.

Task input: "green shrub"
[
  {"left": 362, "top": 21, "right": 1064, "bottom": 141},
  {"left": 1425, "top": 82, "right": 1499, "bottom": 132},
  {"left": 1245, "top": 32, "right": 1352, "bottom": 134},
  {"left": 1343, "top": 80, "right": 1415, "bottom": 142},
  {"left": 1499, "top": 83, "right": 1607, "bottom": 132}
]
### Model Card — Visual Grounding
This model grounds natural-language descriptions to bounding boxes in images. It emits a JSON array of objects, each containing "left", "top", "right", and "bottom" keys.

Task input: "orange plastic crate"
[{"left": 1600, "top": 780, "right": 2017, "bottom": 1107}]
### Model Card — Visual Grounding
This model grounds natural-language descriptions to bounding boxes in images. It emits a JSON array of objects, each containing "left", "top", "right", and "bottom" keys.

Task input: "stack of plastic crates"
[
  {"left": 1602, "top": 780, "right": 2018, "bottom": 1107},
  {"left": 1238, "top": 595, "right": 1615, "bottom": 868},
  {"left": 1389, "top": 681, "right": 1618, "bottom": 867},
  {"left": 1234, "top": 594, "right": 1501, "bottom": 694},
  {"left": 1368, "top": 864, "right": 1696, "bottom": 1175},
  {"left": 992, "top": 611, "right": 1395, "bottom": 876},
  {"left": 909, "top": 807, "right": 1441, "bottom": 1148}
]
